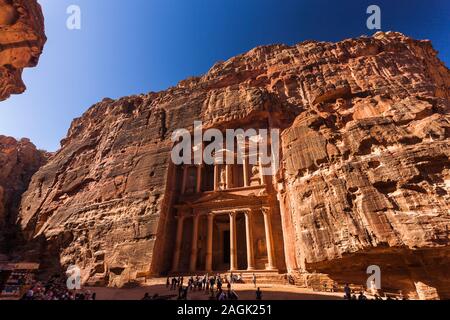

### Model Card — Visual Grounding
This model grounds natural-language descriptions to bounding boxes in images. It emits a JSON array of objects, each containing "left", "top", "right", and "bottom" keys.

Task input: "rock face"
[
  {"left": 0, "top": 136, "right": 47, "bottom": 254},
  {"left": 0, "top": 0, "right": 46, "bottom": 255},
  {"left": 0, "top": 0, "right": 46, "bottom": 101},
  {"left": 17, "top": 32, "right": 450, "bottom": 298}
]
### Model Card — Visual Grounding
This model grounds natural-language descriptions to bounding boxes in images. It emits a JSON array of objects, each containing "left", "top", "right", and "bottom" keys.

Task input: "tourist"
[
  {"left": 202, "top": 275, "right": 207, "bottom": 290},
  {"left": 358, "top": 291, "right": 367, "bottom": 300},
  {"left": 344, "top": 283, "right": 351, "bottom": 299},
  {"left": 178, "top": 286, "right": 188, "bottom": 300},
  {"left": 256, "top": 287, "right": 262, "bottom": 300},
  {"left": 25, "top": 288, "right": 34, "bottom": 300},
  {"left": 227, "top": 288, "right": 239, "bottom": 300},
  {"left": 195, "top": 275, "right": 200, "bottom": 290},
  {"left": 217, "top": 288, "right": 226, "bottom": 300},
  {"left": 332, "top": 282, "right": 338, "bottom": 292},
  {"left": 209, "top": 276, "right": 215, "bottom": 291},
  {"left": 142, "top": 293, "right": 151, "bottom": 300},
  {"left": 166, "top": 276, "right": 170, "bottom": 288},
  {"left": 252, "top": 273, "right": 257, "bottom": 288}
]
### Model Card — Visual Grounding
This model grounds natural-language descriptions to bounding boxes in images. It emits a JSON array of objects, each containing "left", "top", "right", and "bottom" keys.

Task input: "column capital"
[
  {"left": 262, "top": 207, "right": 271, "bottom": 216},
  {"left": 229, "top": 211, "right": 238, "bottom": 218}
]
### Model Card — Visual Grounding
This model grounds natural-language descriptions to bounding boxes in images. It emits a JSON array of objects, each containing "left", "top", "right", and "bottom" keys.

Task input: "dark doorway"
[{"left": 223, "top": 231, "right": 230, "bottom": 263}]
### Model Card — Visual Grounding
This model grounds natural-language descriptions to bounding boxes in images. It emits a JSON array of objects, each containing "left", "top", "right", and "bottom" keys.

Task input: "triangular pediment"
[
  {"left": 190, "top": 191, "right": 252, "bottom": 204},
  {"left": 175, "top": 189, "right": 266, "bottom": 209}
]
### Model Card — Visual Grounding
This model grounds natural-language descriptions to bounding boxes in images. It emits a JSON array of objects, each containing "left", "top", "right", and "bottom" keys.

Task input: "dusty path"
[{"left": 87, "top": 278, "right": 343, "bottom": 300}]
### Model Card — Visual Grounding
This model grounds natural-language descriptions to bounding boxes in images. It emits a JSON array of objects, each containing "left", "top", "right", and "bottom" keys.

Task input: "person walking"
[
  {"left": 252, "top": 273, "right": 257, "bottom": 288},
  {"left": 256, "top": 287, "right": 262, "bottom": 300},
  {"left": 344, "top": 283, "right": 351, "bottom": 300}
]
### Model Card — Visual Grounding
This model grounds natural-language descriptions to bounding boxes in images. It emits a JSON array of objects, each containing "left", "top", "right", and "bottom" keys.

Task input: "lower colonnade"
[{"left": 171, "top": 207, "right": 277, "bottom": 273}]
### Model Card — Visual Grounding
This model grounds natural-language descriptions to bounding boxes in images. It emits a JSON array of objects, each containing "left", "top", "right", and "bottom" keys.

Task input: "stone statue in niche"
[
  {"left": 219, "top": 166, "right": 226, "bottom": 190},
  {"left": 250, "top": 162, "right": 261, "bottom": 186}
]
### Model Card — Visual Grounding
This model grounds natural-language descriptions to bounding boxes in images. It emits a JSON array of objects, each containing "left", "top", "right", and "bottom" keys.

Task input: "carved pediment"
[
  {"left": 176, "top": 190, "right": 266, "bottom": 210},
  {"left": 192, "top": 191, "right": 253, "bottom": 204}
]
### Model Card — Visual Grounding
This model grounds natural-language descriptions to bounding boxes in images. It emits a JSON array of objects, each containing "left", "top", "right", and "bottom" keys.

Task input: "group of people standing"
[{"left": 166, "top": 273, "right": 261, "bottom": 300}]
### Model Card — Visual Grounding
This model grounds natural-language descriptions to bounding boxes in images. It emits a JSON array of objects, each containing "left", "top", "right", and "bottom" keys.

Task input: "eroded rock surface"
[
  {"left": 0, "top": 136, "right": 47, "bottom": 254},
  {"left": 17, "top": 32, "right": 450, "bottom": 298},
  {"left": 0, "top": 0, "right": 46, "bottom": 101}
]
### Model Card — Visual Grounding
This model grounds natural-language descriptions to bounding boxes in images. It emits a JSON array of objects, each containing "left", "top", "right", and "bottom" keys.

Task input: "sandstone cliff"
[
  {"left": 17, "top": 32, "right": 450, "bottom": 298},
  {"left": 0, "top": 0, "right": 46, "bottom": 256},
  {"left": 0, "top": 0, "right": 46, "bottom": 101},
  {"left": 0, "top": 136, "right": 47, "bottom": 255}
]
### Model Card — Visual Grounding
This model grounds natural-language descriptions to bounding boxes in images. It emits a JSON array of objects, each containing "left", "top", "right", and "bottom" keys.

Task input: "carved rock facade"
[{"left": 17, "top": 32, "right": 450, "bottom": 299}]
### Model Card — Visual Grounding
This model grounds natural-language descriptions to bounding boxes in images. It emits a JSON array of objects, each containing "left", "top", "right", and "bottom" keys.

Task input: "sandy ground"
[{"left": 86, "top": 278, "right": 344, "bottom": 300}]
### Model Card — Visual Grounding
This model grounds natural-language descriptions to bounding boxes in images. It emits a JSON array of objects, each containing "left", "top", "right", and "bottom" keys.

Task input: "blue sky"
[{"left": 0, "top": 0, "right": 449, "bottom": 151}]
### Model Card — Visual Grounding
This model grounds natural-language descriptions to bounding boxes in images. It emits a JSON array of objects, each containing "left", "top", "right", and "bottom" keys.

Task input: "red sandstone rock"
[
  {"left": 0, "top": 136, "right": 47, "bottom": 254},
  {"left": 0, "top": 0, "right": 46, "bottom": 101},
  {"left": 16, "top": 32, "right": 450, "bottom": 298}
]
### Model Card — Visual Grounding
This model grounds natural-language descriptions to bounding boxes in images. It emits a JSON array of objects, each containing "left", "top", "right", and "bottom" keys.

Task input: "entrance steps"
[
  {"left": 168, "top": 270, "right": 288, "bottom": 285},
  {"left": 239, "top": 271, "right": 287, "bottom": 285}
]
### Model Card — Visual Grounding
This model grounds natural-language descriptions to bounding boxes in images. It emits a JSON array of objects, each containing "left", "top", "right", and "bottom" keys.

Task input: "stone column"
[
  {"left": 214, "top": 165, "right": 219, "bottom": 191},
  {"left": 205, "top": 213, "right": 214, "bottom": 272},
  {"left": 244, "top": 210, "right": 255, "bottom": 270},
  {"left": 171, "top": 214, "right": 185, "bottom": 272},
  {"left": 262, "top": 207, "right": 276, "bottom": 270},
  {"left": 259, "top": 157, "right": 265, "bottom": 185},
  {"left": 229, "top": 211, "right": 238, "bottom": 271},
  {"left": 181, "top": 166, "right": 188, "bottom": 194},
  {"left": 189, "top": 214, "right": 200, "bottom": 272},
  {"left": 196, "top": 165, "right": 202, "bottom": 193},
  {"left": 225, "top": 164, "right": 232, "bottom": 189},
  {"left": 243, "top": 155, "right": 249, "bottom": 187}
]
